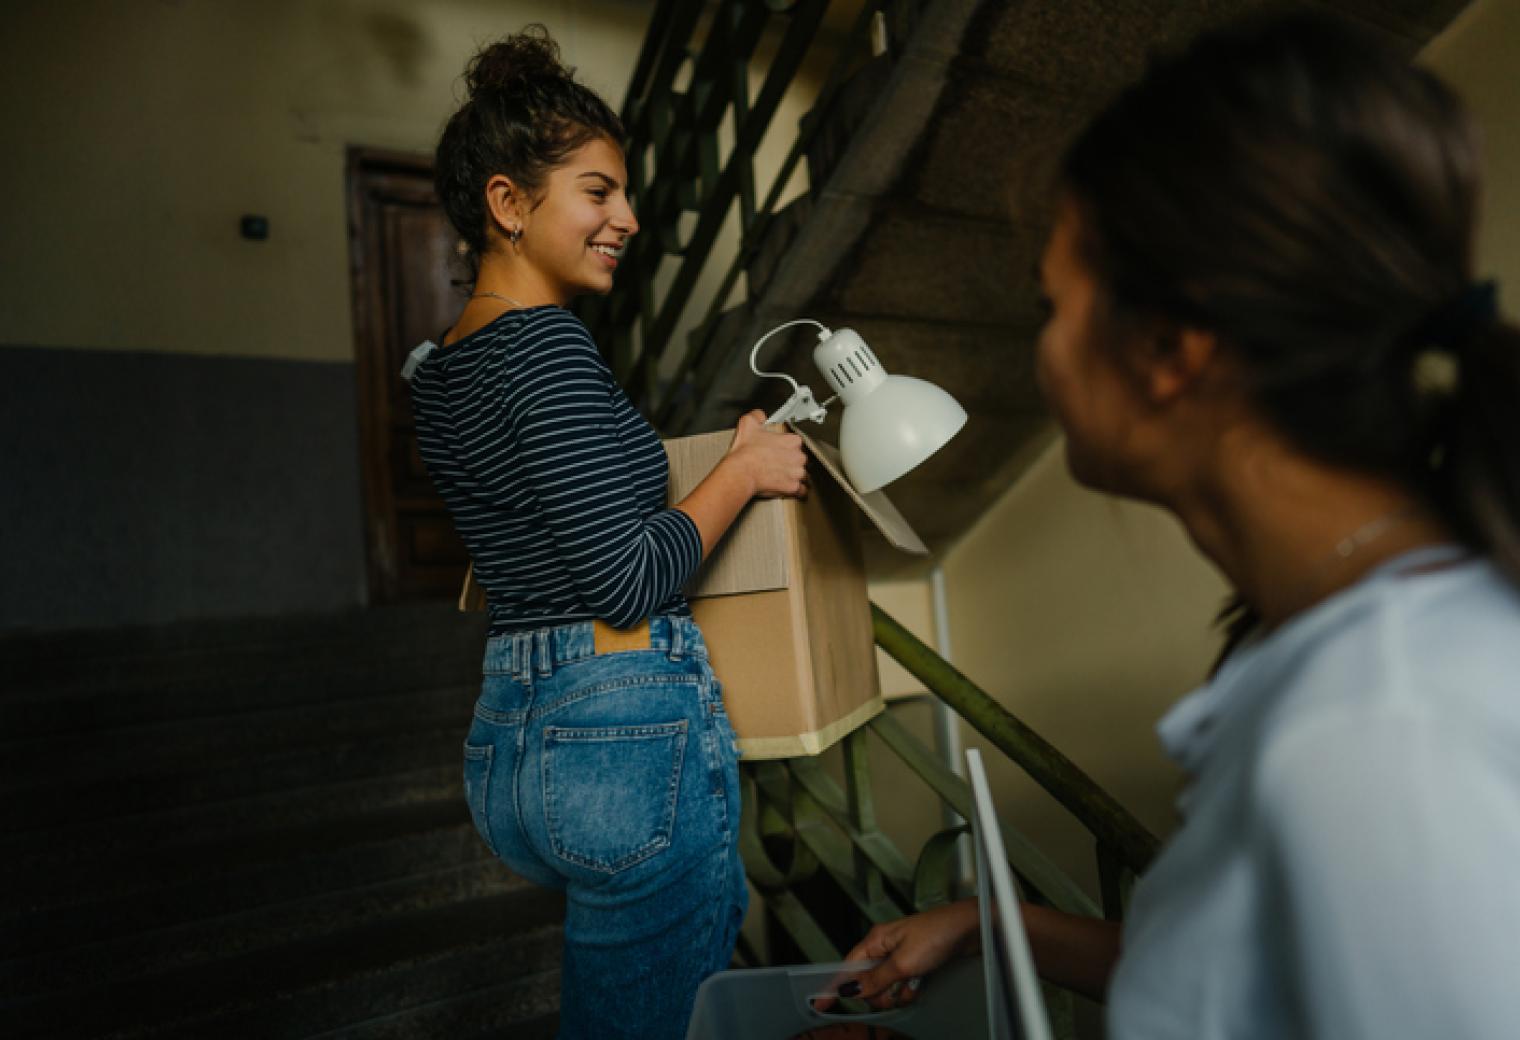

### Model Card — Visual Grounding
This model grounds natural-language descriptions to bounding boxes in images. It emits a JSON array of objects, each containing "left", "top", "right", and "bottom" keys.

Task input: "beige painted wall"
[
  {"left": 0, "top": 0, "right": 828, "bottom": 367},
  {"left": 868, "top": 576, "right": 936, "bottom": 699},
  {"left": 927, "top": 0, "right": 1520, "bottom": 898},
  {"left": 1423, "top": 0, "right": 1520, "bottom": 315},
  {"left": 941, "top": 440, "right": 1227, "bottom": 892},
  {"left": 0, "top": 0, "right": 651, "bottom": 362}
]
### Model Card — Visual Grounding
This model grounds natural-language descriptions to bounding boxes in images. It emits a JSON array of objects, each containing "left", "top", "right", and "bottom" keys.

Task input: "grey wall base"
[{"left": 1, "top": 346, "right": 370, "bottom": 633}]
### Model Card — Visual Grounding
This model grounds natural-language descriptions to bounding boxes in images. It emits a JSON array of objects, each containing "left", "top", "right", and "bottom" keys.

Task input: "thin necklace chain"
[
  {"left": 470, "top": 290, "right": 528, "bottom": 309},
  {"left": 1292, "top": 504, "right": 1417, "bottom": 611},
  {"left": 1328, "top": 506, "right": 1415, "bottom": 562}
]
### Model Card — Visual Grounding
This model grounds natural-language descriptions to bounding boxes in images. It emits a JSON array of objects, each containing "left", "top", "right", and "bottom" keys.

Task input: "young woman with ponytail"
[
  {"left": 407, "top": 28, "right": 807, "bottom": 1039},
  {"left": 831, "top": 14, "right": 1520, "bottom": 1038}
]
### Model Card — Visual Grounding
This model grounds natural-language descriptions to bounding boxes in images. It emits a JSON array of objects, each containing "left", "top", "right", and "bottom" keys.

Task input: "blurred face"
[
  {"left": 517, "top": 135, "right": 639, "bottom": 304},
  {"left": 1034, "top": 200, "right": 1149, "bottom": 494}
]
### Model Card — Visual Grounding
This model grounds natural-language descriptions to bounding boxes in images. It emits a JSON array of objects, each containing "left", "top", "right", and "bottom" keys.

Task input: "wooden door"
[{"left": 347, "top": 147, "right": 468, "bottom": 602}]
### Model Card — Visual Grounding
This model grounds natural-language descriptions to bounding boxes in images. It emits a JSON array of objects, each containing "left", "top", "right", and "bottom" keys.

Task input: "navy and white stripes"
[{"left": 409, "top": 306, "right": 702, "bottom": 634}]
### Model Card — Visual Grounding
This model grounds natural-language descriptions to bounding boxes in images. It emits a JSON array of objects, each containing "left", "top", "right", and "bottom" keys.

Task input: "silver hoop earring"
[{"left": 508, "top": 227, "right": 523, "bottom": 245}]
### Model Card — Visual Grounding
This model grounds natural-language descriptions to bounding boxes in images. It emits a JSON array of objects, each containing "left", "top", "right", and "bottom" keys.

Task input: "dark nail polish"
[{"left": 837, "top": 981, "right": 861, "bottom": 998}]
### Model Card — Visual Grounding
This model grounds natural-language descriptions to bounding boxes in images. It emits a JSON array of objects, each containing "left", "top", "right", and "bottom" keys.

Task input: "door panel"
[{"left": 348, "top": 148, "right": 467, "bottom": 602}]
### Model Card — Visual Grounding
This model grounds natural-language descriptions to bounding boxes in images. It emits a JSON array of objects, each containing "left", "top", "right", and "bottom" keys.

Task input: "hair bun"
[{"left": 465, "top": 26, "right": 571, "bottom": 99}]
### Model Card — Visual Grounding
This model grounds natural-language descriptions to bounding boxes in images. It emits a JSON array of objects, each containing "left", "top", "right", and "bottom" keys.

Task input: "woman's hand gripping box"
[{"left": 458, "top": 426, "right": 927, "bottom": 759}]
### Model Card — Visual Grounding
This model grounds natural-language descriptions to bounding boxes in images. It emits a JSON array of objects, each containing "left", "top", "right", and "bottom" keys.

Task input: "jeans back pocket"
[{"left": 542, "top": 720, "right": 688, "bottom": 874}]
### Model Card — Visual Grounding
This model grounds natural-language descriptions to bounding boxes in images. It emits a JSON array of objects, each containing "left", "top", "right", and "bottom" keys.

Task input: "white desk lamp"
[{"left": 751, "top": 319, "right": 967, "bottom": 494}]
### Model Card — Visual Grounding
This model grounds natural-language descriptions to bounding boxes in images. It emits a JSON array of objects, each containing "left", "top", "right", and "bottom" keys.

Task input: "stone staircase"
[{"left": 0, "top": 605, "right": 563, "bottom": 1038}]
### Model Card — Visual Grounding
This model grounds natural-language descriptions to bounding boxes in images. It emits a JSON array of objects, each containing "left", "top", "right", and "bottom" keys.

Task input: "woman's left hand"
[{"left": 816, "top": 900, "right": 981, "bottom": 1011}]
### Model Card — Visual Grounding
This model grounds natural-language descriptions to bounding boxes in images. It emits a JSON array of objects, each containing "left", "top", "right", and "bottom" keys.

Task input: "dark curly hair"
[{"left": 434, "top": 26, "right": 624, "bottom": 281}]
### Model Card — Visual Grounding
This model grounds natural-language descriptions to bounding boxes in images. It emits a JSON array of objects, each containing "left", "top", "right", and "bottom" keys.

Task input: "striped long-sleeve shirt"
[{"left": 408, "top": 306, "right": 703, "bottom": 634}]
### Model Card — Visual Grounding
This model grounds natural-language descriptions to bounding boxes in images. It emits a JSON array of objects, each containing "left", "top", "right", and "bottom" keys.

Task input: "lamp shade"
[{"left": 813, "top": 328, "right": 968, "bottom": 494}]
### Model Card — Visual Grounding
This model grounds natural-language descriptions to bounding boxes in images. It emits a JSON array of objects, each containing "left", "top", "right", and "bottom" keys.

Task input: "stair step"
[
  {"left": 742, "top": 195, "right": 812, "bottom": 302},
  {"left": 803, "top": 51, "right": 895, "bottom": 191},
  {"left": 5, "top": 856, "right": 528, "bottom": 1000},
  {"left": 5, "top": 845, "right": 528, "bottom": 997},
  {"left": 0, "top": 682, "right": 476, "bottom": 798},
  {"left": 0, "top": 644, "right": 482, "bottom": 739},
  {"left": 4, "top": 724, "right": 465, "bottom": 832},
  {"left": 3, "top": 800, "right": 479, "bottom": 952},
  {"left": 0, "top": 602, "right": 482, "bottom": 682},
  {"left": 3, "top": 630, "right": 481, "bottom": 699},
  {"left": 6, "top": 890, "right": 565, "bottom": 1039},
  {"left": 2, "top": 762, "right": 460, "bottom": 867},
  {"left": 313, "top": 973, "right": 561, "bottom": 1040}
]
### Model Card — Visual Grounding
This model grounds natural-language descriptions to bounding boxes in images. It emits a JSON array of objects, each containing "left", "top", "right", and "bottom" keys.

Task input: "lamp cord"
[{"left": 749, "top": 319, "right": 831, "bottom": 394}]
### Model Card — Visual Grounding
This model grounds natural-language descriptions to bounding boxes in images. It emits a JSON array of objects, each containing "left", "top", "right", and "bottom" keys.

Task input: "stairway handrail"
[
  {"left": 871, "top": 603, "right": 1160, "bottom": 878},
  {"left": 643, "top": 0, "right": 896, "bottom": 427}
]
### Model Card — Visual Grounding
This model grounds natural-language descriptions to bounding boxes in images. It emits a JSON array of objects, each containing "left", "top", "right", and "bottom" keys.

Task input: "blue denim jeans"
[{"left": 462, "top": 615, "right": 747, "bottom": 1039}]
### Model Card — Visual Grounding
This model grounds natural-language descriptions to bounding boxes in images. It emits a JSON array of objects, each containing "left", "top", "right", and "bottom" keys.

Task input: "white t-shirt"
[{"left": 1108, "top": 547, "right": 1520, "bottom": 1039}]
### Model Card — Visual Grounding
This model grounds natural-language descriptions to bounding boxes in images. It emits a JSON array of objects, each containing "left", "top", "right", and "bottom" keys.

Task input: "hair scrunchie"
[
  {"left": 1411, "top": 280, "right": 1499, "bottom": 351},
  {"left": 1407, "top": 280, "right": 1498, "bottom": 401}
]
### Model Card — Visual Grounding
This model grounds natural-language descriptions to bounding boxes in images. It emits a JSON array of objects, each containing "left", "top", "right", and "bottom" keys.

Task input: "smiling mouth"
[{"left": 590, "top": 242, "right": 622, "bottom": 270}]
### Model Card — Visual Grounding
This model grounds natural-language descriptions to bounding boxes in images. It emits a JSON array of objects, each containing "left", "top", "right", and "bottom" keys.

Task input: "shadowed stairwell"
[{"left": 1, "top": 1, "right": 1470, "bottom": 1036}]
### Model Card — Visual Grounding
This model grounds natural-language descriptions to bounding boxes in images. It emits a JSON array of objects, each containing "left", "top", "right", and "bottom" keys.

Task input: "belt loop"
[
  {"left": 511, "top": 631, "right": 528, "bottom": 683},
  {"left": 667, "top": 616, "right": 684, "bottom": 661},
  {"left": 535, "top": 629, "right": 553, "bottom": 677}
]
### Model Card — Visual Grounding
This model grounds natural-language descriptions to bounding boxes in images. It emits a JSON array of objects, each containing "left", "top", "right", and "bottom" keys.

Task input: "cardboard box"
[{"left": 459, "top": 427, "right": 926, "bottom": 759}]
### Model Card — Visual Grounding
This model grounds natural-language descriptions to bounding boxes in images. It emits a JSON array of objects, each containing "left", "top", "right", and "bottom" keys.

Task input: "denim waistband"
[{"left": 482, "top": 615, "right": 708, "bottom": 678}]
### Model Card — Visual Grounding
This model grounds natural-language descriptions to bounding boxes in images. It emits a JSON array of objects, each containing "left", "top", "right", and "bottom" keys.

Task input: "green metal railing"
[
  {"left": 582, "top": 0, "right": 923, "bottom": 427},
  {"left": 739, "top": 606, "right": 1159, "bottom": 1005}
]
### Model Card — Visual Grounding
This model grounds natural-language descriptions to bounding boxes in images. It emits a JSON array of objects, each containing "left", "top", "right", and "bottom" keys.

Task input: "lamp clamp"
[
  {"left": 748, "top": 318, "right": 836, "bottom": 427},
  {"left": 765, "top": 384, "right": 829, "bottom": 427}
]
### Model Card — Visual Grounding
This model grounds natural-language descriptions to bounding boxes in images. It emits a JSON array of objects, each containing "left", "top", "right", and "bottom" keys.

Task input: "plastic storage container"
[{"left": 685, "top": 955, "right": 990, "bottom": 1039}]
